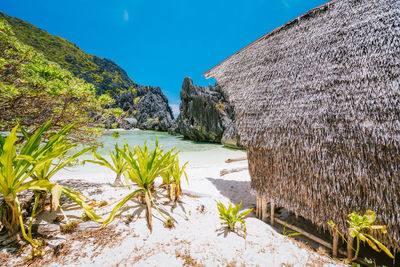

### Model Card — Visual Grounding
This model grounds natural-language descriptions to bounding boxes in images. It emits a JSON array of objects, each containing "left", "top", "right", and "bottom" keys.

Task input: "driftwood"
[
  {"left": 220, "top": 167, "right": 248, "bottom": 176},
  {"left": 225, "top": 157, "right": 247, "bottom": 163}
]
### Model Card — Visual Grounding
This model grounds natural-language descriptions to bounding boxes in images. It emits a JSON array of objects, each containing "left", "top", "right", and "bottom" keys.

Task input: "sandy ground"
[{"left": 0, "top": 148, "right": 346, "bottom": 266}]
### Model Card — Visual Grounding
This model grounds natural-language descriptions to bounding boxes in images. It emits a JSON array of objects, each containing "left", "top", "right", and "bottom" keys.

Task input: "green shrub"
[
  {"left": 328, "top": 210, "right": 394, "bottom": 261},
  {"left": 0, "top": 19, "right": 110, "bottom": 143},
  {"left": 215, "top": 201, "right": 252, "bottom": 235}
]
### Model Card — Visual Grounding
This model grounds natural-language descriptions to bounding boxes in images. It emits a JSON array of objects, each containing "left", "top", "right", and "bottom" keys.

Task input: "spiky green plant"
[
  {"left": 102, "top": 140, "right": 176, "bottom": 232},
  {"left": 84, "top": 143, "right": 129, "bottom": 186},
  {"left": 215, "top": 200, "right": 253, "bottom": 235},
  {"left": 328, "top": 210, "right": 394, "bottom": 262},
  {"left": 161, "top": 157, "right": 188, "bottom": 201},
  {"left": 26, "top": 124, "right": 92, "bottom": 215},
  {"left": 0, "top": 121, "right": 102, "bottom": 250}
]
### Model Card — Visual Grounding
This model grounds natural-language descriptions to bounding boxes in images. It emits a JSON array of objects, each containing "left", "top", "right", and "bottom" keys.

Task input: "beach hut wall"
[{"left": 204, "top": 0, "right": 400, "bottom": 251}]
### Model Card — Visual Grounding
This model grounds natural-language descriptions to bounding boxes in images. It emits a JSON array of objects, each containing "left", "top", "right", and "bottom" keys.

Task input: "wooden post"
[
  {"left": 258, "top": 197, "right": 263, "bottom": 219},
  {"left": 270, "top": 201, "right": 275, "bottom": 226},
  {"left": 262, "top": 199, "right": 268, "bottom": 222},
  {"left": 347, "top": 235, "right": 354, "bottom": 261},
  {"left": 332, "top": 228, "right": 339, "bottom": 258},
  {"left": 255, "top": 195, "right": 260, "bottom": 218}
]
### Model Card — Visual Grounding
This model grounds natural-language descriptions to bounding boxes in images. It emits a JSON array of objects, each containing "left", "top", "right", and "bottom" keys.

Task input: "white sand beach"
[{"left": 1, "top": 131, "right": 345, "bottom": 266}]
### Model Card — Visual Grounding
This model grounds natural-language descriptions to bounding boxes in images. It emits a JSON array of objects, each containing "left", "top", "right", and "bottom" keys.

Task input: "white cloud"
[
  {"left": 123, "top": 10, "right": 129, "bottom": 21},
  {"left": 282, "top": 0, "right": 289, "bottom": 8},
  {"left": 170, "top": 104, "right": 180, "bottom": 118}
]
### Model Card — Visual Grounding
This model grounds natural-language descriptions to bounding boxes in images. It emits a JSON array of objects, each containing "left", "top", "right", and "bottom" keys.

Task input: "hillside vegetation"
[
  {"left": 0, "top": 11, "right": 174, "bottom": 131},
  {"left": 0, "top": 19, "right": 118, "bottom": 142},
  {"left": 0, "top": 11, "right": 135, "bottom": 96}
]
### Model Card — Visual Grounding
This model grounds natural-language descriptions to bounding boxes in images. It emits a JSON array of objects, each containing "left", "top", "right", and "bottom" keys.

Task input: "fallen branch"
[
  {"left": 220, "top": 167, "right": 248, "bottom": 176},
  {"left": 225, "top": 157, "right": 247, "bottom": 163}
]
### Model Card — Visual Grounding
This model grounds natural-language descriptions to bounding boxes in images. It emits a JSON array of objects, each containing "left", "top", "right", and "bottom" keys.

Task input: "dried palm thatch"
[{"left": 204, "top": 0, "right": 400, "bottom": 251}]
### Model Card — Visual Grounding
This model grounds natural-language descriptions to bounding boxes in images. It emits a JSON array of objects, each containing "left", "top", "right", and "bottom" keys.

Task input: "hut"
[{"left": 204, "top": 0, "right": 400, "bottom": 253}]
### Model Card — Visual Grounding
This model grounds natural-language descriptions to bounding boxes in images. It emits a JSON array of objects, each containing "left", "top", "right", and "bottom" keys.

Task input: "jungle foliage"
[{"left": 0, "top": 19, "right": 121, "bottom": 143}]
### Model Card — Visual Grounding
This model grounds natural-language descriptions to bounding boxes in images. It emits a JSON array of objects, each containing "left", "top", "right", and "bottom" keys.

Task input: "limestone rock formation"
[
  {"left": 176, "top": 77, "right": 242, "bottom": 148},
  {"left": 109, "top": 86, "right": 174, "bottom": 131}
]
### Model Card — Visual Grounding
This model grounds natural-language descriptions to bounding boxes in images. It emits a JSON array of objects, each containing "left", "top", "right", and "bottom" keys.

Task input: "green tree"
[{"left": 0, "top": 19, "right": 120, "bottom": 144}]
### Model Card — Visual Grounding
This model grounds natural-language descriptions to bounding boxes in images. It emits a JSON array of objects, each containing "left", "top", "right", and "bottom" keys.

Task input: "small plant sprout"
[
  {"left": 215, "top": 200, "right": 253, "bottom": 235},
  {"left": 84, "top": 143, "right": 129, "bottom": 186},
  {"left": 282, "top": 221, "right": 301, "bottom": 237},
  {"left": 328, "top": 210, "right": 394, "bottom": 262},
  {"left": 164, "top": 217, "right": 175, "bottom": 229},
  {"left": 161, "top": 157, "right": 188, "bottom": 201}
]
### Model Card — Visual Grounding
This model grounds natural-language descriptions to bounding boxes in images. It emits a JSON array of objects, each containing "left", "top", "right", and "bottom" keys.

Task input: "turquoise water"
[{"left": 95, "top": 130, "right": 224, "bottom": 156}]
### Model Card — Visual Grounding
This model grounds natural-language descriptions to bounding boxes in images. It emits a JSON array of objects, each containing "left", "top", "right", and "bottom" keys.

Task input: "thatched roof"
[{"left": 205, "top": 0, "right": 400, "bottom": 251}]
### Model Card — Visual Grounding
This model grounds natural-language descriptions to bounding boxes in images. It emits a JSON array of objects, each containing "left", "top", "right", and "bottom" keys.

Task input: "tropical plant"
[
  {"left": 0, "top": 19, "right": 120, "bottom": 144},
  {"left": 161, "top": 157, "right": 188, "bottom": 201},
  {"left": 328, "top": 210, "right": 394, "bottom": 262},
  {"left": 0, "top": 121, "right": 102, "bottom": 251},
  {"left": 282, "top": 221, "right": 301, "bottom": 237},
  {"left": 102, "top": 140, "right": 176, "bottom": 232},
  {"left": 215, "top": 200, "right": 253, "bottom": 235},
  {"left": 84, "top": 143, "right": 129, "bottom": 186}
]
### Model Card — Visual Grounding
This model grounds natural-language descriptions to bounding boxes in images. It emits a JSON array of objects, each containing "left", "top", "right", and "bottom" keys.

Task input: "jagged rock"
[
  {"left": 176, "top": 77, "right": 242, "bottom": 148},
  {"left": 112, "top": 86, "right": 174, "bottom": 131}
]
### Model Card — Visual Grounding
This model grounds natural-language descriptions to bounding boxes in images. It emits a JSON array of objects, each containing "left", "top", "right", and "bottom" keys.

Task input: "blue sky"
[{"left": 1, "top": 0, "right": 328, "bottom": 115}]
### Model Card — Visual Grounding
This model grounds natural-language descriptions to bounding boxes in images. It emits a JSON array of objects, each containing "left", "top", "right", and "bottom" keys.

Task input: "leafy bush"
[
  {"left": 0, "top": 11, "right": 135, "bottom": 97},
  {"left": 215, "top": 201, "right": 252, "bottom": 235},
  {"left": 328, "top": 210, "right": 394, "bottom": 261},
  {"left": 0, "top": 19, "right": 113, "bottom": 143}
]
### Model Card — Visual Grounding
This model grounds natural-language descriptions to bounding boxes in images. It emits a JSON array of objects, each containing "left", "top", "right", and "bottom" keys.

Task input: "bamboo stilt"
[
  {"left": 255, "top": 196, "right": 260, "bottom": 217},
  {"left": 347, "top": 235, "right": 354, "bottom": 261},
  {"left": 262, "top": 199, "right": 268, "bottom": 222},
  {"left": 270, "top": 202, "right": 275, "bottom": 226},
  {"left": 332, "top": 229, "right": 339, "bottom": 258}
]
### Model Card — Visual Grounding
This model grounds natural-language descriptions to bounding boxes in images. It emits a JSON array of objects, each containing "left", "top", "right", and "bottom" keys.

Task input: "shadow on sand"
[{"left": 206, "top": 178, "right": 255, "bottom": 209}]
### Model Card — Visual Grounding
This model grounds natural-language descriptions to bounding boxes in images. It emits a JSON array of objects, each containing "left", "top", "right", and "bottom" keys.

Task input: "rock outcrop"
[
  {"left": 111, "top": 86, "right": 174, "bottom": 131},
  {"left": 176, "top": 77, "right": 242, "bottom": 148}
]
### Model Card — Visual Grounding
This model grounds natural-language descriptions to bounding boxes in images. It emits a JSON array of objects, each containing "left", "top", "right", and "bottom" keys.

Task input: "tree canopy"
[{"left": 0, "top": 19, "right": 120, "bottom": 143}]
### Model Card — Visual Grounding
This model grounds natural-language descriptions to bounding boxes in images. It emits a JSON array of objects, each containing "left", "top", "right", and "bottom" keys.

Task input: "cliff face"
[
  {"left": 0, "top": 11, "right": 174, "bottom": 130},
  {"left": 111, "top": 86, "right": 174, "bottom": 131},
  {"left": 176, "top": 77, "right": 241, "bottom": 148}
]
